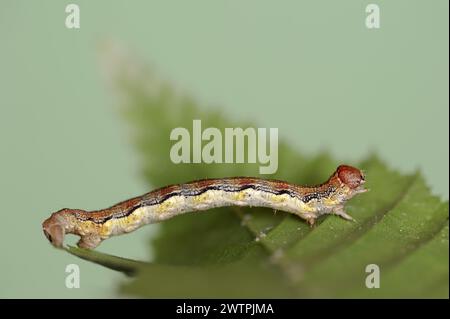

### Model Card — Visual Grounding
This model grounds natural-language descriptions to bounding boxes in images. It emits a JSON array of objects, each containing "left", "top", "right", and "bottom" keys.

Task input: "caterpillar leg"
[
  {"left": 77, "top": 235, "right": 102, "bottom": 249},
  {"left": 333, "top": 206, "right": 355, "bottom": 222},
  {"left": 306, "top": 217, "right": 316, "bottom": 227}
]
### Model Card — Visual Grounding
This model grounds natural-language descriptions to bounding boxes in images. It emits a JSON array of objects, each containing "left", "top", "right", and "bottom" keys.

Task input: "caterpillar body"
[{"left": 42, "top": 165, "right": 367, "bottom": 249}]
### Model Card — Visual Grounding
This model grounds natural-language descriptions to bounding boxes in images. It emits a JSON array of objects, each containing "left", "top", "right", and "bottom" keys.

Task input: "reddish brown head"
[{"left": 336, "top": 165, "right": 365, "bottom": 189}]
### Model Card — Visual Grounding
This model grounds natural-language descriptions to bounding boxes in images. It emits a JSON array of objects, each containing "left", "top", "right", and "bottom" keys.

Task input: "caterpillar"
[{"left": 42, "top": 165, "right": 367, "bottom": 249}]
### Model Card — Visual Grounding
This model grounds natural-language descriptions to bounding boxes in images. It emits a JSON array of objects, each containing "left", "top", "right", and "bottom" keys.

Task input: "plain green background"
[{"left": 0, "top": 0, "right": 448, "bottom": 298}]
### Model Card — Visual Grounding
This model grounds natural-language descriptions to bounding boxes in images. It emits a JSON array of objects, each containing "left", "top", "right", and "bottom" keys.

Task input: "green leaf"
[
  {"left": 65, "top": 49, "right": 448, "bottom": 298},
  {"left": 65, "top": 246, "right": 145, "bottom": 276}
]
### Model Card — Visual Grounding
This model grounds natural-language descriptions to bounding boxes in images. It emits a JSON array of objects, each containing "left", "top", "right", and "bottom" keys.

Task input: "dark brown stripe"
[{"left": 77, "top": 180, "right": 335, "bottom": 224}]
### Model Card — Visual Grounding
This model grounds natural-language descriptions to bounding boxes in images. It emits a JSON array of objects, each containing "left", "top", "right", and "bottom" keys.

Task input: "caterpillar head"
[{"left": 336, "top": 165, "right": 367, "bottom": 193}]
